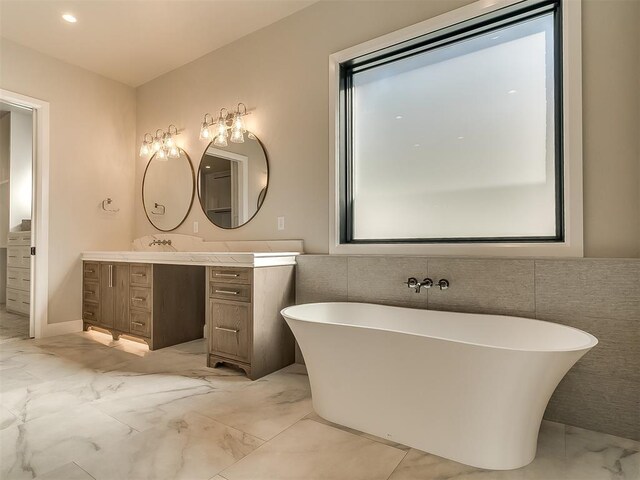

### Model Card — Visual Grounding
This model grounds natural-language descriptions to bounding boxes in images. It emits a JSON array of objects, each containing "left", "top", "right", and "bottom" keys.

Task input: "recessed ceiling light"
[
  {"left": 62, "top": 13, "right": 77, "bottom": 23},
  {"left": 508, "top": 89, "right": 517, "bottom": 94},
  {"left": 395, "top": 115, "right": 403, "bottom": 120},
  {"left": 457, "top": 136, "right": 464, "bottom": 140},
  {"left": 205, "top": 165, "right": 211, "bottom": 169},
  {"left": 413, "top": 144, "right": 420, "bottom": 147}
]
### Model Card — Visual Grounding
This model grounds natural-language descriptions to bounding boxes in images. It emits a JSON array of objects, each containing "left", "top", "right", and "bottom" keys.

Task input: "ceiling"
[{"left": 0, "top": 0, "right": 316, "bottom": 87}]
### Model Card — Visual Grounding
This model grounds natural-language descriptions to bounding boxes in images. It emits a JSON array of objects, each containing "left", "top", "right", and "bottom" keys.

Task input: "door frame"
[{"left": 0, "top": 88, "right": 49, "bottom": 338}]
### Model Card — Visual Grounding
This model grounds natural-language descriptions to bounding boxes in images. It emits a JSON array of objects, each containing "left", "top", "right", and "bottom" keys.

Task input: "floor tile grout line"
[
  {"left": 73, "top": 461, "right": 97, "bottom": 480},
  {"left": 384, "top": 449, "right": 410, "bottom": 480},
  {"left": 217, "top": 411, "right": 313, "bottom": 477},
  {"left": 304, "top": 413, "right": 410, "bottom": 454}
]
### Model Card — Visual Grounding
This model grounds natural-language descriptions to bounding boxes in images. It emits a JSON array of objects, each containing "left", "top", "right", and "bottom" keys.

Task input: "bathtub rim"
[{"left": 282, "top": 302, "right": 598, "bottom": 354}]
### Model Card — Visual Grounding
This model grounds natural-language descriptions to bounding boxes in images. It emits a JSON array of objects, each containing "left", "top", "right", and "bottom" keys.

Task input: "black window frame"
[{"left": 338, "top": 0, "right": 564, "bottom": 245}]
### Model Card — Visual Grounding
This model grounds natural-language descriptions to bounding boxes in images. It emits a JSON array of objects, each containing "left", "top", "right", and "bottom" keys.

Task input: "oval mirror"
[
  {"left": 197, "top": 133, "right": 269, "bottom": 229},
  {"left": 142, "top": 149, "right": 195, "bottom": 231}
]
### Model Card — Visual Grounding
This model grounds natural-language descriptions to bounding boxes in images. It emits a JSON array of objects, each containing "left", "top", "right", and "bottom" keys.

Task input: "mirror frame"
[
  {"left": 142, "top": 148, "right": 196, "bottom": 232},
  {"left": 196, "top": 133, "right": 270, "bottom": 230}
]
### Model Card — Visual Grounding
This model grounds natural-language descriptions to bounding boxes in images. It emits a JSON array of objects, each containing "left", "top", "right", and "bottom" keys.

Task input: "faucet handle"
[
  {"left": 435, "top": 279, "right": 449, "bottom": 290},
  {"left": 405, "top": 277, "right": 419, "bottom": 288}
]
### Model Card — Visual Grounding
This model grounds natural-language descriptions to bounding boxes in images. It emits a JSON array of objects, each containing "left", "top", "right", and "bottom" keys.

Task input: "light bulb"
[
  {"left": 214, "top": 133, "right": 228, "bottom": 147},
  {"left": 230, "top": 127, "right": 244, "bottom": 144},
  {"left": 199, "top": 122, "right": 211, "bottom": 140},
  {"left": 232, "top": 112, "right": 245, "bottom": 133},
  {"left": 139, "top": 141, "right": 150, "bottom": 156},
  {"left": 164, "top": 134, "right": 175, "bottom": 148},
  {"left": 168, "top": 145, "right": 180, "bottom": 159},
  {"left": 151, "top": 138, "right": 162, "bottom": 152}
]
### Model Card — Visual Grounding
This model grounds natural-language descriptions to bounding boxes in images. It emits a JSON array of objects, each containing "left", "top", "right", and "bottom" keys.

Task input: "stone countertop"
[{"left": 81, "top": 250, "right": 299, "bottom": 267}]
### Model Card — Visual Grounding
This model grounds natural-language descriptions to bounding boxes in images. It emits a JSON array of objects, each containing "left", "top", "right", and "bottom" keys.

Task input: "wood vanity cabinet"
[
  {"left": 207, "top": 265, "right": 295, "bottom": 380},
  {"left": 82, "top": 261, "right": 204, "bottom": 350}
]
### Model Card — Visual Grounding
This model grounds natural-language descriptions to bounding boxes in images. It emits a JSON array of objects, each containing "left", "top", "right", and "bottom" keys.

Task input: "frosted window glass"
[{"left": 350, "top": 14, "right": 558, "bottom": 241}]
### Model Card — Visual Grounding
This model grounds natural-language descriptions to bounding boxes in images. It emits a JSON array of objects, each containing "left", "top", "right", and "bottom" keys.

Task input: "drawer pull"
[
  {"left": 215, "top": 326, "right": 239, "bottom": 334},
  {"left": 8, "top": 298, "right": 17, "bottom": 302},
  {"left": 22, "top": 279, "right": 29, "bottom": 282},
  {"left": 8, "top": 256, "right": 17, "bottom": 258},
  {"left": 84, "top": 312, "right": 94, "bottom": 317},
  {"left": 22, "top": 301, "right": 29, "bottom": 305},
  {"left": 215, "top": 273, "right": 239, "bottom": 277},
  {"left": 215, "top": 289, "right": 239, "bottom": 295},
  {"left": 131, "top": 321, "right": 145, "bottom": 326},
  {"left": 8, "top": 277, "right": 17, "bottom": 280},
  {"left": 22, "top": 256, "right": 30, "bottom": 260},
  {"left": 84, "top": 269, "right": 95, "bottom": 274},
  {"left": 131, "top": 273, "right": 146, "bottom": 277},
  {"left": 132, "top": 297, "right": 146, "bottom": 302},
  {"left": 85, "top": 290, "right": 96, "bottom": 295}
]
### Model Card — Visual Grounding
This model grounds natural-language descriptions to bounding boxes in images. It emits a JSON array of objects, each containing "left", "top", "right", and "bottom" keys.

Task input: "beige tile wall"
[{"left": 294, "top": 255, "right": 640, "bottom": 441}]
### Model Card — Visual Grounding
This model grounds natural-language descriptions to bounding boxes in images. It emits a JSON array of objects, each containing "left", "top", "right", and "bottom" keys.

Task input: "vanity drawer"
[
  {"left": 209, "top": 267, "right": 251, "bottom": 285},
  {"left": 7, "top": 247, "right": 30, "bottom": 268},
  {"left": 130, "top": 264, "right": 152, "bottom": 287},
  {"left": 130, "top": 309, "right": 151, "bottom": 337},
  {"left": 7, "top": 232, "right": 30, "bottom": 246},
  {"left": 7, "top": 267, "right": 23, "bottom": 290},
  {"left": 83, "top": 262, "right": 100, "bottom": 281},
  {"left": 6, "top": 295, "right": 20, "bottom": 313},
  {"left": 83, "top": 280, "right": 100, "bottom": 303},
  {"left": 130, "top": 287, "right": 152, "bottom": 311},
  {"left": 83, "top": 302, "right": 100, "bottom": 323},
  {"left": 209, "top": 299, "right": 251, "bottom": 363},
  {"left": 209, "top": 282, "right": 251, "bottom": 303}
]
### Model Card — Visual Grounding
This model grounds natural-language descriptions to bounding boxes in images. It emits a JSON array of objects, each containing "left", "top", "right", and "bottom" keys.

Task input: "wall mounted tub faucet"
[
  {"left": 405, "top": 277, "right": 449, "bottom": 292},
  {"left": 148, "top": 239, "right": 172, "bottom": 247},
  {"left": 405, "top": 277, "right": 433, "bottom": 293}
]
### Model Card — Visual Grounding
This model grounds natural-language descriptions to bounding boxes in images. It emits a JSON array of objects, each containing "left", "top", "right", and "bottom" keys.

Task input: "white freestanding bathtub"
[{"left": 281, "top": 302, "right": 597, "bottom": 470}]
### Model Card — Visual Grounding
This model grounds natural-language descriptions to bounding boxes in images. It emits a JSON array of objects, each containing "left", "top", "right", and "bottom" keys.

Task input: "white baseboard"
[{"left": 42, "top": 319, "right": 83, "bottom": 337}]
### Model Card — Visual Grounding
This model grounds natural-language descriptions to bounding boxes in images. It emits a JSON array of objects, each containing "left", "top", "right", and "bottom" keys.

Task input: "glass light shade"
[
  {"left": 151, "top": 138, "right": 163, "bottom": 152},
  {"left": 164, "top": 134, "right": 175, "bottom": 148},
  {"left": 199, "top": 122, "right": 211, "bottom": 140},
  {"left": 213, "top": 132, "right": 228, "bottom": 147},
  {"left": 156, "top": 148, "right": 168, "bottom": 161},
  {"left": 139, "top": 142, "right": 150, "bottom": 156},
  {"left": 168, "top": 145, "right": 180, "bottom": 159},
  {"left": 215, "top": 118, "right": 227, "bottom": 138},
  {"left": 230, "top": 127, "right": 244, "bottom": 143},
  {"left": 232, "top": 112, "right": 245, "bottom": 132}
]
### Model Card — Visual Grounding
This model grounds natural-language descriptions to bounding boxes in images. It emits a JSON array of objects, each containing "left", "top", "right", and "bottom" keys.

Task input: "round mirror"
[
  {"left": 197, "top": 133, "right": 269, "bottom": 229},
  {"left": 142, "top": 149, "right": 195, "bottom": 231}
]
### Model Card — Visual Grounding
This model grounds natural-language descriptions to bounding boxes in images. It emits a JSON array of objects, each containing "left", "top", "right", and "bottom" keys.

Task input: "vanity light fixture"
[
  {"left": 62, "top": 13, "right": 77, "bottom": 23},
  {"left": 139, "top": 125, "right": 181, "bottom": 159},
  {"left": 199, "top": 103, "right": 250, "bottom": 145}
]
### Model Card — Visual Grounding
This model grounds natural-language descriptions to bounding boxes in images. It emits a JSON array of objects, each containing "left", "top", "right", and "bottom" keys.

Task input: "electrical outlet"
[
  {"left": 193, "top": 221, "right": 199, "bottom": 233},
  {"left": 277, "top": 216, "right": 285, "bottom": 231}
]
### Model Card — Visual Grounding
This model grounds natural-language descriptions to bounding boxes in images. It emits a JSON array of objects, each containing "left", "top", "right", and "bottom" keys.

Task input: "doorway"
[{"left": 0, "top": 89, "right": 49, "bottom": 340}]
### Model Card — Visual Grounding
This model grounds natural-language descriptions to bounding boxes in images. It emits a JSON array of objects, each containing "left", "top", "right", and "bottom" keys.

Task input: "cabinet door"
[
  {"left": 100, "top": 263, "right": 115, "bottom": 328},
  {"left": 113, "top": 264, "right": 130, "bottom": 333},
  {"left": 209, "top": 299, "right": 251, "bottom": 363}
]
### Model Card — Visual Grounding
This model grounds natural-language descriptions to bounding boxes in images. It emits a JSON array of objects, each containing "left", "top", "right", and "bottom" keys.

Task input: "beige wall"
[
  {"left": 582, "top": 0, "right": 640, "bottom": 257},
  {"left": 135, "top": 0, "right": 640, "bottom": 257},
  {"left": 0, "top": 39, "right": 136, "bottom": 324}
]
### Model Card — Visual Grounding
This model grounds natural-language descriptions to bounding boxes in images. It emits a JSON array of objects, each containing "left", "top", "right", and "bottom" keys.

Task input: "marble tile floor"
[
  {"left": 0, "top": 331, "right": 638, "bottom": 480},
  {"left": 0, "top": 305, "right": 30, "bottom": 345}
]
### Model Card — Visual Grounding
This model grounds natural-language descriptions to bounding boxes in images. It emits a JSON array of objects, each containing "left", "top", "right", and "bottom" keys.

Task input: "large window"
[{"left": 338, "top": 0, "right": 564, "bottom": 245}]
